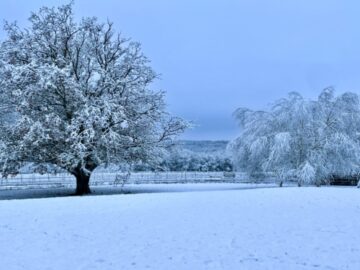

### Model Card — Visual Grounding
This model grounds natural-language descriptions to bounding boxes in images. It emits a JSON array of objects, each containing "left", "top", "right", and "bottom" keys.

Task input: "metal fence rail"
[{"left": 0, "top": 172, "right": 256, "bottom": 190}]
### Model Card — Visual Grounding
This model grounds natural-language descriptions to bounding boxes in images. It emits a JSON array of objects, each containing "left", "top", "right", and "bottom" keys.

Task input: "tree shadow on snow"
[{"left": 0, "top": 183, "right": 278, "bottom": 201}]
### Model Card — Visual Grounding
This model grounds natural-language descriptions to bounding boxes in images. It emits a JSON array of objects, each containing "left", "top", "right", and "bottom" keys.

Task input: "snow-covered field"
[{"left": 1, "top": 185, "right": 360, "bottom": 270}]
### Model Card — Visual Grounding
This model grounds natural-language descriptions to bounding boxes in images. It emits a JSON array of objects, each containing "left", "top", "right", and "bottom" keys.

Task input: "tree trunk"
[
  {"left": 71, "top": 160, "right": 97, "bottom": 195},
  {"left": 74, "top": 171, "right": 91, "bottom": 195}
]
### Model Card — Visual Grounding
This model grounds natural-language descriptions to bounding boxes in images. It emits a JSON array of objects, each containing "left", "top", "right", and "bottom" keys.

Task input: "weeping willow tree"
[{"left": 229, "top": 88, "right": 360, "bottom": 186}]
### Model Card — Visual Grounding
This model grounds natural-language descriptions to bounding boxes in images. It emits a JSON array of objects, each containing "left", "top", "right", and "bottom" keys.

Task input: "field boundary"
[{"left": 0, "top": 172, "right": 276, "bottom": 190}]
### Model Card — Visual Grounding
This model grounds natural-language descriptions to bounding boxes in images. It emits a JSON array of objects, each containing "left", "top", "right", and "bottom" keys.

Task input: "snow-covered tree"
[
  {"left": 229, "top": 88, "right": 360, "bottom": 185},
  {"left": 0, "top": 3, "right": 187, "bottom": 194}
]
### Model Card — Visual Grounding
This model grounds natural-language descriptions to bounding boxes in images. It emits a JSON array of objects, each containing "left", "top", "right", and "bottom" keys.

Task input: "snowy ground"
[
  {"left": 1, "top": 185, "right": 360, "bottom": 270},
  {"left": 0, "top": 183, "right": 275, "bottom": 200}
]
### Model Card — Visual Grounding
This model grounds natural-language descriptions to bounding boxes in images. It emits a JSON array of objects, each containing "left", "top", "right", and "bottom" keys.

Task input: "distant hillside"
[{"left": 177, "top": 140, "right": 229, "bottom": 154}]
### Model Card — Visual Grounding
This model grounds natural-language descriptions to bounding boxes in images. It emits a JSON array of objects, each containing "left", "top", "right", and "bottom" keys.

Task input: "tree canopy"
[
  {"left": 0, "top": 3, "right": 187, "bottom": 194},
  {"left": 229, "top": 88, "right": 360, "bottom": 185}
]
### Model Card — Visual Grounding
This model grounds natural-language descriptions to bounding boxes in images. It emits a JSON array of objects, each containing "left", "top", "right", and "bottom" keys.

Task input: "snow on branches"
[
  {"left": 229, "top": 88, "right": 360, "bottom": 185},
  {"left": 0, "top": 3, "right": 187, "bottom": 194}
]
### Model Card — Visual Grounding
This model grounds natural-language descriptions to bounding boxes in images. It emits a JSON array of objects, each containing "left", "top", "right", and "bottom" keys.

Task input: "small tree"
[
  {"left": 0, "top": 3, "right": 187, "bottom": 194},
  {"left": 229, "top": 88, "right": 360, "bottom": 185}
]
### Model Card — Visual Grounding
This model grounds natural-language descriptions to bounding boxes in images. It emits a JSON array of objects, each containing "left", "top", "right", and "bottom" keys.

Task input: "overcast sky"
[{"left": 1, "top": 0, "right": 360, "bottom": 140}]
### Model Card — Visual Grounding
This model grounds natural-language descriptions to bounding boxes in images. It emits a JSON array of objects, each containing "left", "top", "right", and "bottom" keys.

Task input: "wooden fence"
[{"left": 0, "top": 171, "right": 258, "bottom": 190}]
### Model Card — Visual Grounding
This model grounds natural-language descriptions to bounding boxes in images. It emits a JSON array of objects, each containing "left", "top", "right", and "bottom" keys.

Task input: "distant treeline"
[{"left": 133, "top": 141, "right": 234, "bottom": 172}]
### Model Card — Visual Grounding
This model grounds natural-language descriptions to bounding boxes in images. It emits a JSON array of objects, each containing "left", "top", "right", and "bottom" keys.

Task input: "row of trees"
[
  {"left": 0, "top": 3, "right": 187, "bottom": 194},
  {"left": 159, "top": 150, "right": 233, "bottom": 172},
  {"left": 229, "top": 88, "right": 360, "bottom": 186},
  {"left": 134, "top": 148, "right": 233, "bottom": 172}
]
